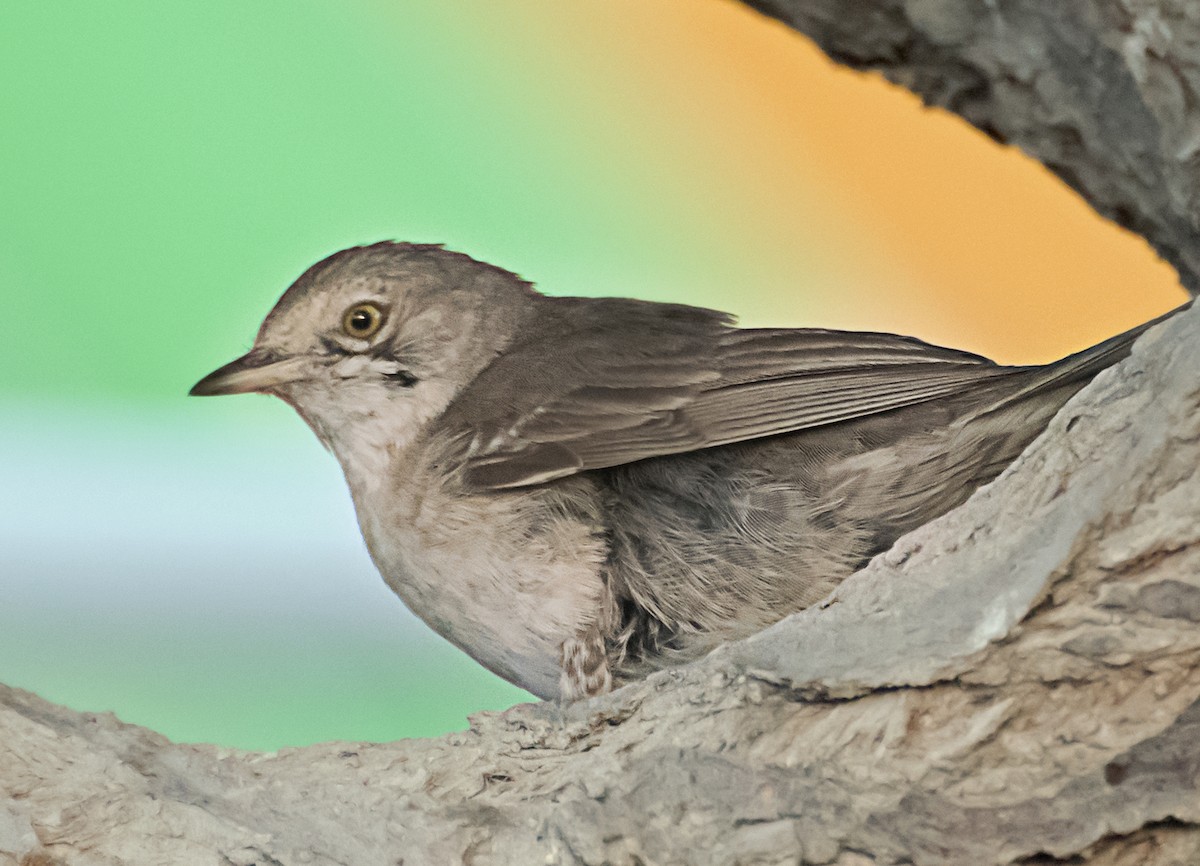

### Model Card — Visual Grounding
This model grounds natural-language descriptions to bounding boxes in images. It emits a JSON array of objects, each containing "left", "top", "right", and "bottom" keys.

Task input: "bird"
[{"left": 191, "top": 242, "right": 1177, "bottom": 701}]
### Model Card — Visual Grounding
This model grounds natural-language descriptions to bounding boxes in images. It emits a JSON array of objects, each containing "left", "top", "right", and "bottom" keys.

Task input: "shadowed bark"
[{"left": 3, "top": 3, "right": 1198, "bottom": 865}]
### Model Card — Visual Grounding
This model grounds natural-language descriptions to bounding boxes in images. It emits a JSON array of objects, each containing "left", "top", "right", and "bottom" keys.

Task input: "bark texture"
[
  {"left": 4, "top": 3, "right": 1200, "bottom": 865},
  {"left": 745, "top": 0, "right": 1200, "bottom": 295}
]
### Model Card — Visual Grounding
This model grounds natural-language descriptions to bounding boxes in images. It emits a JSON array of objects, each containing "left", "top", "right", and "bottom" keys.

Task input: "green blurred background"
[{"left": 0, "top": 0, "right": 1184, "bottom": 749}]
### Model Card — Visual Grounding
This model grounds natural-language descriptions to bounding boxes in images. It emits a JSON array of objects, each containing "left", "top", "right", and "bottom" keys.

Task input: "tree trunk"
[{"left": 4, "top": 3, "right": 1199, "bottom": 865}]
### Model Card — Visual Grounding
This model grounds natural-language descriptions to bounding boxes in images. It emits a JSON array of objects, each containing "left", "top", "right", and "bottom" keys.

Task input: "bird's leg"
[{"left": 558, "top": 625, "right": 613, "bottom": 702}]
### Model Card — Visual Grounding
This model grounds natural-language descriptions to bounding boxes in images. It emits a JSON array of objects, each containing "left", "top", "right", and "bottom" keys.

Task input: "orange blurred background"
[{"left": 506, "top": 0, "right": 1185, "bottom": 361}]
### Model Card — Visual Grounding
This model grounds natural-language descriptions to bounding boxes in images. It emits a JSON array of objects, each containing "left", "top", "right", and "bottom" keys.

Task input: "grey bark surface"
[
  {"left": 4, "top": 4, "right": 1200, "bottom": 866},
  {"left": 745, "top": 0, "right": 1200, "bottom": 296}
]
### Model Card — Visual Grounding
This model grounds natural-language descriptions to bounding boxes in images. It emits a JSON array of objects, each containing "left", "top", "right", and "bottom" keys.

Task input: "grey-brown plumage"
[{"left": 191, "top": 242, "right": 1181, "bottom": 700}]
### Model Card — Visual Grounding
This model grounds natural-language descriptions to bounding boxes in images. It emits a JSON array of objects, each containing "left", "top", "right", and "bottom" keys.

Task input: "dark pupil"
[{"left": 350, "top": 310, "right": 373, "bottom": 332}]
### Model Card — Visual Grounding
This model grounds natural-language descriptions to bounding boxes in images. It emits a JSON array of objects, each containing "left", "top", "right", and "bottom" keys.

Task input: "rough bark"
[
  {"left": 4, "top": 3, "right": 1200, "bottom": 865},
  {"left": 744, "top": 0, "right": 1200, "bottom": 296}
]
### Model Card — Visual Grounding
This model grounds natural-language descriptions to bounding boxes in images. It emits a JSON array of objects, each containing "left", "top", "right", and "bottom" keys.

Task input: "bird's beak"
[{"left": 189, "top": 350, "right": 313, "bottom": 397}]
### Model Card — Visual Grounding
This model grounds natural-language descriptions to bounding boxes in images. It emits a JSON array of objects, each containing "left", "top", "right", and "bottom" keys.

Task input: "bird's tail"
[{"left": 984, "top": 301, "right": 1189, "bottom": 414}]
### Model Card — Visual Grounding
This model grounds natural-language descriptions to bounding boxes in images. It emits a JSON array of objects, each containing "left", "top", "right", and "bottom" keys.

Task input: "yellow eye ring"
[{"left": 342, "top": 303, "right": 384, "bottom": 339}]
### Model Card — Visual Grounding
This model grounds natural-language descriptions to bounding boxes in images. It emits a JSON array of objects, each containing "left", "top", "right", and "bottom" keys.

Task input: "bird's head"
[{"left": 191, "top": 242, "right": 538, "bottom": 477}]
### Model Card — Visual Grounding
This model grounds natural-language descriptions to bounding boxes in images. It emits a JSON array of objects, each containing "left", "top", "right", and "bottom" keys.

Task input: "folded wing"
[{"left": 436, "top": 297, "right": 1020, "bottom": 490}]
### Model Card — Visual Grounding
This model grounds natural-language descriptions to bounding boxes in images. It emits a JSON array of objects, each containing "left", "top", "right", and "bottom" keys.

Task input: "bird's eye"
[{"left": 342, "top": 303, "right": 384, "bottom": 339}]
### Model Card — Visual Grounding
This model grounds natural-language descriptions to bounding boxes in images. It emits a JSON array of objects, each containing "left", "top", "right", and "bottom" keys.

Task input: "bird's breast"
[{"left": 346, "top": 455, "right": 609, "bottom": 700}]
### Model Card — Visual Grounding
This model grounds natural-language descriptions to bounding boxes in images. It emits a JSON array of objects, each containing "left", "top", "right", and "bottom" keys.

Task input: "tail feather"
[{"left": 986, "top": 302, "right": 1188, "bottom": 414}]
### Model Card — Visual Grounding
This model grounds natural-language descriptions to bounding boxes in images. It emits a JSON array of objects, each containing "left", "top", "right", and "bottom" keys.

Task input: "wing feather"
[{"left": 434, "top": 298, "right": 1017, "bottom": 489}]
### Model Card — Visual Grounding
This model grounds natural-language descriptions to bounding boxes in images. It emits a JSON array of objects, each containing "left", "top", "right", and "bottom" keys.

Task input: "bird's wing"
[{"left": 437, "top": 298, "right": 1018, "bottom": 490}]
